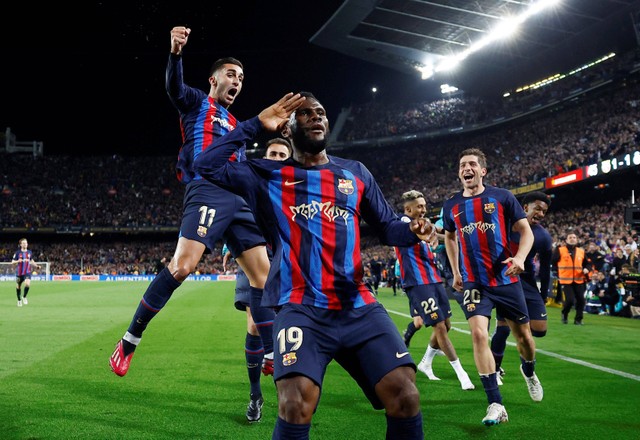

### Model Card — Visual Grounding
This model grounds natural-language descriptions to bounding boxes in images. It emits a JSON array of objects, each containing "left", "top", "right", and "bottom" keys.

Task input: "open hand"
[{"left": 258, "top": 93, "right": 305, "bottom": 132}]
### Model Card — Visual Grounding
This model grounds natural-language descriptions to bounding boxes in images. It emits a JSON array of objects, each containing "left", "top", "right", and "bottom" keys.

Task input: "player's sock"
[
  {"left": 386, "top": 412, "right": 423, "bottom": 439},
  {"left": 23, "top": 286, "right": 29, "bottom": 298},
  {"left": 490, "top": 325, "right": 510, "bottom": 370},
  {"left": 127, "top": 267, "right": 181, "bottom": 338},
  {"left": 449, "top": 358, "right": 465, "bottom": 375},
  {"left": 16, "top": 288, "right": 21, "bottom": 300},
  {"left": 520, "top": 356, "right": 536, "bottom": 377},
  {"left": 480, "top": 373, "right": 502, "bottom": 405},
  {"left": 273, "top": 417, "right": 310, "bottom": 439},
  {"left": 246, "top": 333, "right": 264, "bottom": 397},
  {"left": 403, "top": 322, "right": 417, "bottom": 343},
  {"left": 250, "top": 287, "right": 275, "bottom": 354},
  {"left": 424, "top": 344, "right": 439, "bottom": 365},
  {"left": 121, "top": 333, "right": 140, "bottom": 356}
]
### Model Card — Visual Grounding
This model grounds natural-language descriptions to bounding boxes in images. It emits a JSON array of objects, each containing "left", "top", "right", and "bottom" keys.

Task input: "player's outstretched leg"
[{"left": 109, "top": 267, "right": 181, "bottom": 376}]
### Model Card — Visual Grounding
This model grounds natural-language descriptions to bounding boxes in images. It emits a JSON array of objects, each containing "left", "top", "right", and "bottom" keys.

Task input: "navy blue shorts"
[
  {"left": 459, "top": 281, "right": 530, "bottom": 324},
  {"left": 179, "top": 180, "right": 265, "bottom": 257},
  {"left": 406, "top": 283, "right": 452, "bottom": 326},
  {"left": 234, "top": 266, "right": 251, "bottom": 311},
  {"left": 496, "top": 279, "right": 547, "bottom": 322},
  {"left": 274, "top": 302, "right": 415, "bottom": 410},
  {"left": 16, "top": 274, "right": 31, "bottom": 284}
]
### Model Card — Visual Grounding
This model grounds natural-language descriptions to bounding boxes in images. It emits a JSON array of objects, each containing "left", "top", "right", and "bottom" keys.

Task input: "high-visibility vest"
[{"left": 557, "top": 246, "right": 585, "bottom": 285}]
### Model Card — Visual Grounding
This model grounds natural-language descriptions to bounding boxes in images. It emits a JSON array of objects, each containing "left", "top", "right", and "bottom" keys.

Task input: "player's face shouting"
[
  {"left": 458, "top": 154, "right": 486, "bottom": 190},
  {"left": 212, "top": 64, "right": 244, "bottom": 107}
]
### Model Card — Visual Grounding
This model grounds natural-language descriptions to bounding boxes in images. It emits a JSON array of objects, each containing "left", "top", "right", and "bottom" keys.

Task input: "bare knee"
[
  {"left": 276, "top": 376, "right": 320, "bottom": 424},
  {"left": 470, "top": 327, "right": 488, "bottom": 347},
  {"left": 376, "top": 367, "right": 421, "bottom": 417},
  {"left": 167, "top": 258, "right": 194, "bottom": 282},
  {"left": 530, "top": 320, "right": 547, "bottom": 338},
  {"left": 237, "top": 246, "right": 270, "bottom": 288}
]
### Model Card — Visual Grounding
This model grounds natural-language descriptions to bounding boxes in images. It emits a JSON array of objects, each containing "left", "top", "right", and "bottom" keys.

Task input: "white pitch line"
[{"left": 386, "top": 307, "right": 640, "bottom": 382}]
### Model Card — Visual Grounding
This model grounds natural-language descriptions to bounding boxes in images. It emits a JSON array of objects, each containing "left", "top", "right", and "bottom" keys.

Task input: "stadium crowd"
[
  {"left": 2, "top": 46, "right": 639, "bottom": 317},
  {"left": 338, "top": 47, "right": 638, "bottom": 142},
  {"left": 342, "top": 74, "right": 640, "bottom": 208},
  {"left": 2, "top": 74, "right": 638, "bottom": 229}
]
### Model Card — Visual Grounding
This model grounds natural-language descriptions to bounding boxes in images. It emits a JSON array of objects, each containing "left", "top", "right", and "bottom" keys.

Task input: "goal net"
[{"left": 0, "top": 262, "right": 51, "bottom": 281}]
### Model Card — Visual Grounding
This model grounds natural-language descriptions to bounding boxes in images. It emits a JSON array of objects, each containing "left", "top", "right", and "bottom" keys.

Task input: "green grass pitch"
[{"left": 1, "top": 281, "right": 639, "bottom": 439}]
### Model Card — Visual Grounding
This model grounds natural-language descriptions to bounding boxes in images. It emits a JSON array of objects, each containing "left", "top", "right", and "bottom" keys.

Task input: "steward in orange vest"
[
  {"left": 556, "top": 246, "right": 586, "bottom": 285},
  {"left": 552, "top": 232, "right": 588, "bottom": 325}
]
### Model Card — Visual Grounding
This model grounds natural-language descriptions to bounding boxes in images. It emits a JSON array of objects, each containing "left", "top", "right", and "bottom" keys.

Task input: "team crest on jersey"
[
  {"left": 430, "top": 312, "right": 439, "bottom": 320},
  {"left": 197, "top": 226, "right": 208, "bottom": 237},
  {"left": 466, "top": 303, "right": 476, "bottom": 313},
  {"left": 282, "top": 352, "right": 298, "bottom": 366},
  {"left": 484, "top": 202, "right": 496, "bottom": 214},
  {"left": 337, "top": 179, "right": 354, "bottom": 195}
]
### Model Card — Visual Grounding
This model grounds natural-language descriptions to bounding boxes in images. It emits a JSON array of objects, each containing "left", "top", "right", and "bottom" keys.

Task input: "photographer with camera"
[{"left": 617, "top": 264, "right": 640, "bottom": 319}]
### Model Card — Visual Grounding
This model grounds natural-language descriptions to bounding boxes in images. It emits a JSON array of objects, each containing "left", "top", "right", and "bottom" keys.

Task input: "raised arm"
[
  {"left": 194, "top": 93, "right": 304, "bottom": 187},
  {"left": 165, "top": 26, "right": 200, "bottom": 110}
]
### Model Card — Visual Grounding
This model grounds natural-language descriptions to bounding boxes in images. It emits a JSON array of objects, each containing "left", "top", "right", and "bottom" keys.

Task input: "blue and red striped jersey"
[
  {"left": 442, "top": 185, "right": 526, "bottom": 286},
  {"left": 194, "top": 117, "right": 421, "bottom": 310},
  {"left": 12, "top": 250, "right": 33, "bottom": 276},
  {"left": 395, "top": 216, "right": 442, "bottom": 287},
  {"left": 510, "top": 223, "right": 553, "bottom": 296},
  {"left": 166, "top": 54, "right": 243, "bottom": 184}
]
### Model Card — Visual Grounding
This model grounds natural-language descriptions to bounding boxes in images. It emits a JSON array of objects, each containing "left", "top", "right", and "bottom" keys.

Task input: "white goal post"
[{"left": 0, "top": 262, "right": 51, "bottom": 281}]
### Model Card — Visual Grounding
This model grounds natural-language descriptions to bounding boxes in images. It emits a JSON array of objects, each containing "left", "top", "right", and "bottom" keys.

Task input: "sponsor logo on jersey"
[
  {"left": 290, "top": 200, "right": 350, "bottom": 224},
  {"left": 212, "top": 116, "right": 235, "bottom": 131},
  {"left": 461, "top": 221, "right": 496, "bottom": 235}
]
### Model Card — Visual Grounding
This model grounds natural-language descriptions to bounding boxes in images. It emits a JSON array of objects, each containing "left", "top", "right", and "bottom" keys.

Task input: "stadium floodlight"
[
  {"left": 525, "top": 0, "right": 561, "bottom": 18},
  {"left": 440, "top": 84, "right": 459, "bottom": 94},
  {"left": 423, "top": 0, "right": 562, "bottom": 79},
  {"left": 435, "top": 54, "right": 464, "bottom": 73},
  {"left": 417, "top": 63, "right": 435, "bottom": 80}
]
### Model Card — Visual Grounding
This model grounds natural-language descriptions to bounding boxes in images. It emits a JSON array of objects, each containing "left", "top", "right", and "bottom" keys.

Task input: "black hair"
[
  {"left": 522, "top": 191, "right": 551, "bottom": 207},
  {"left": 209, "top": 57, "right": 243, "bottom": 76},
  {"left": 297, "top": 91, "right": 317, "bottom": 101}
]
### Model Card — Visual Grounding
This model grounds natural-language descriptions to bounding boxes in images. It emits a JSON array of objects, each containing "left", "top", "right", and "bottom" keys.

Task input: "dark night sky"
[
  {"left": 1, "top": 1, "right": 438, "bottom": 156},
  {"left": 3, "top": 1, "right": 638, "bottom": 156}
]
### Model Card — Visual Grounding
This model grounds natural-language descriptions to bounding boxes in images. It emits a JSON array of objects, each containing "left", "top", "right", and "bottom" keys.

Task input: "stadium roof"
[{"left": 311, "top": 0, "right": 640, "bottom": 96}]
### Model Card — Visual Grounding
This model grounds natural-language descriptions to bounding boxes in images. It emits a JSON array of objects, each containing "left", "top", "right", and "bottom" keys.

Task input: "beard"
[{"left": 292, "top": 128, "right": 329, "bottom": 155}]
